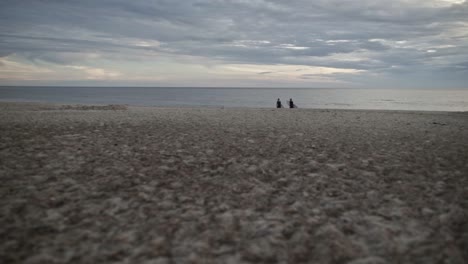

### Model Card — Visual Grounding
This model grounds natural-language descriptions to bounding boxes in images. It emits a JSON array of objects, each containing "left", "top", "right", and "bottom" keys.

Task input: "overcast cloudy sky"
[{"left": 1, "top": 0, "right": 467, "bottom": 88}]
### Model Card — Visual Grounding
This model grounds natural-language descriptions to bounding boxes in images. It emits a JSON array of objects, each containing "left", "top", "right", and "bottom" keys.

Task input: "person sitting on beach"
[
  {"left": 277, "top": 98, "right": 283, "bottom": 108},
  {"left": 289, "top": 98, "right": 295, "bottom": 108}
]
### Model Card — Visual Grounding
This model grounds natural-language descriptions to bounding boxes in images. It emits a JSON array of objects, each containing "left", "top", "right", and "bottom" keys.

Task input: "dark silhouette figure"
[
  {"left": 289, "top": 98, "right": 295, "bottom": 108},
  {"left": 276, "top": 98, "right": 283, "bottom": 108}
]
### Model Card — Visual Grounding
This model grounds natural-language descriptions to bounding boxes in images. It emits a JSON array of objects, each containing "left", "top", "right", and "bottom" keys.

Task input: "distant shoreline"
[
  {"left": 0, "top": 100, "right": 467, "bottom": 113},
  {"left": 2, "top": 85, "right": 466, "bottom": 89}
]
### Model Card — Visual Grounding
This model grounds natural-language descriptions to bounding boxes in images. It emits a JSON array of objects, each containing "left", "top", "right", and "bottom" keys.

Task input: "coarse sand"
[{"left": 1, "top": 102, "right": 467, "bottom": 263}]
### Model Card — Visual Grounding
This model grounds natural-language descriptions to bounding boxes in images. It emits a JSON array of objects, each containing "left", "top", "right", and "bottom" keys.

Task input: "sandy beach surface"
[{"left": 1, "top": 102, "right": 467, "bottom": 264}]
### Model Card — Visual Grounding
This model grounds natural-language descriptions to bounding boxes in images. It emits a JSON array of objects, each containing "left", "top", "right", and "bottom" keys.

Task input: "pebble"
[
  {"left": 421, "top": 207, "right": 434, "bottom": 216},
  {"left": 247, "top": 165, "right": 258, "bottom": 173},
  {"left": 206, "top": 149, "right": 214, "bottom": 155},
  {"left": 170, "top": 182, "right": 183, "bottom": 189}
]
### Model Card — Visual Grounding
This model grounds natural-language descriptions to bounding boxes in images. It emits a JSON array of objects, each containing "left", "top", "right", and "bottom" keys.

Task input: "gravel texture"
[{"left": 1, "top": 102, "right": 468, "bottom": 264}]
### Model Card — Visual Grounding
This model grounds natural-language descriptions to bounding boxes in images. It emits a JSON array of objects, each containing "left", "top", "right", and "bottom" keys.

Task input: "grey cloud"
[
  {"left": 441, "top": 61, "right": 468, "bottom": 73},
  {"left": 1, "top": 0, "right": 468, "bottom": 86}
]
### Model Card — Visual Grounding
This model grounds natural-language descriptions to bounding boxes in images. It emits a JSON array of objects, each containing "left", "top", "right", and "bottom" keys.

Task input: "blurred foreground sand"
[{"left": 1, "top": 102, "right": 467, "bottom": 263}]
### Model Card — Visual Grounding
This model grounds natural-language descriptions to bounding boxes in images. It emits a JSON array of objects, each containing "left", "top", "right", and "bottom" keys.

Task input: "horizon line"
[{"left": 1, "top": 85, "right": 467, "bottom": 90}]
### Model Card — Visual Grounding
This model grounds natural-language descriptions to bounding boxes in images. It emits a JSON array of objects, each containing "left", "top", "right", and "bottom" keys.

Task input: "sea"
[{"left": 1, "top": 86, "right": 468, "bottom": 112}]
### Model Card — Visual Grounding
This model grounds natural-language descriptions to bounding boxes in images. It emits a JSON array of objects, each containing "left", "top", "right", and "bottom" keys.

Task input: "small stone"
[
  {"left": 421, "top": 207, "right": 434, "bottom": 216},
  {"left": 366, "top": 190, "right": 378, "bottom": 200},
  {"left": 35, "top": 152, "right": 48, "bottom": 158},
  {"left": 115, "top": 230, "right": 137, "bottom": 243},
  {"left": 247, "top": 165, "right": 258, "bottom": 173},
  {"left": 170, "top": 182, "right": 183, "bottom": 189},
  {"left": 308, "top": 160, "right": 319, "bottom": 167},
  {"left": 141, "top": 185, "right": 156, "bottom": 192},
  {"left": 327, "top": 163, "right": 346, "bottom": 171},
  {"left": 138, "top": 192, "right": 151, "bottom": 201},
  {"left": 63, "top": 177, "right": 77, "bottom": 186},
  {"left": 159, "top": 165, "right": 171, "bottom": 171},
  {"left": 289, "top": 201, "right": 303, "bottom": 212},
  {"left": 311, "top": 208, "right": 321, "bottom": 215},
  {"left": 46, "top": 209, "right": 62, "bottom": 221},
  {"left": 277, "top": 178, "right": 288, "bottom": 186},
  {"left": 317, "top": 154, "right": 327, "bottom": 162},
  {"left": 215, "top": 203, "right": 230, "bottom": 212},
  {"left": 149, "top": 180, "right": 159, "bottom": 187}
]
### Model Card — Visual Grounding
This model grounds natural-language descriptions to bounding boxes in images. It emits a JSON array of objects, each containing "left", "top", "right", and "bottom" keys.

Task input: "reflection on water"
[{"left": 1, "top": 87, "right": 468, "bottom": 111}]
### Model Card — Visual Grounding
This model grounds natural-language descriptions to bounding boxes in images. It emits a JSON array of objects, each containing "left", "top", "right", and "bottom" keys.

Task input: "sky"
[{"left": 1, "top": 0, "right": 467, "bottom": 88}]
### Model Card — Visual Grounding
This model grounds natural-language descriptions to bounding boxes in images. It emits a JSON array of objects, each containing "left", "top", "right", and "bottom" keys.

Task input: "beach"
[{"left": 1, "top": 102, "right": 467, "bottom": 263}]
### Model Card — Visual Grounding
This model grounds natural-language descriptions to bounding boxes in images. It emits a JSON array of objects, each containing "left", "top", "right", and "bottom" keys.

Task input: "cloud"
[
  {"left": 65, "top": 66, "right": 121, "bottom": 80},
  {"left": 0, "top": 0, "right": 467, "bottom": 87}
]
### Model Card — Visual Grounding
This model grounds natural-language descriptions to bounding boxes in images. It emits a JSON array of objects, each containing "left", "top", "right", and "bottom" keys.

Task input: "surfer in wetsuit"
[{"left": 276, "top": 98, "right": 283, "bottom": 108}]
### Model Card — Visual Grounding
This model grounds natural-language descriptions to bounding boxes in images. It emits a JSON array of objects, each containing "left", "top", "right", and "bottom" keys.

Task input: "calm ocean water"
[{"left": 1, "top": 86, "right": 468, "bottom": 111}]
